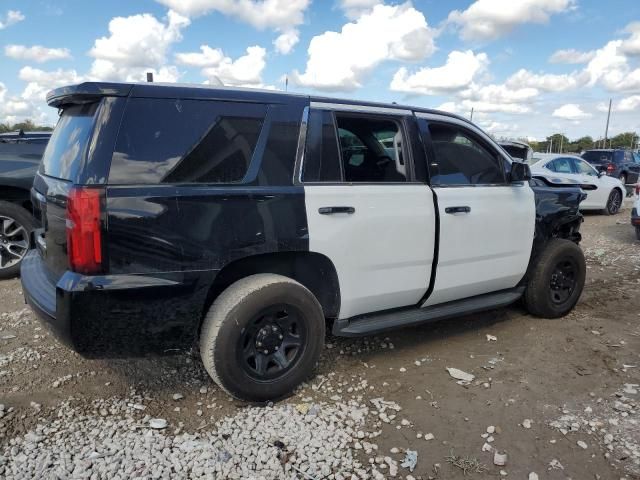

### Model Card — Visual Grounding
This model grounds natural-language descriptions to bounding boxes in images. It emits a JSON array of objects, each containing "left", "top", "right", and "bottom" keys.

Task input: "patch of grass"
[{"left": 445, "top": 450, "right": 487, "bottom": 476}]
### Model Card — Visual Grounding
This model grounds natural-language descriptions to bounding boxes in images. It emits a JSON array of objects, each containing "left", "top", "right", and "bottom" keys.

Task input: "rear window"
[
  {"left": 582, "top": 151, "right": 611, "bottom": 164},
  {"left": 109, "top": 99, "right": 266, "bottom": 184},
  {"left": 41, "top": 103, "right": 99, "bottom": 181}
]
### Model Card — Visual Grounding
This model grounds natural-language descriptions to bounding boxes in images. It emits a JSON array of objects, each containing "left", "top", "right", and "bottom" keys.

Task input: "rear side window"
[
  {"left": 427, "top": 122, "right": 505, "bottom": 185},
  {"left": 109, "top": 99, "right": 266, "bottom": 184},
  {"left": 41, "top": 103, "right": 99, "bottom": 181},
  {"left": 302, "top": 110, "right": 342, "bottom": 182},
  {"left": 582, "top": 151, "right": 611, "bottom": 163},
  {"left": 548, "top": 157, "right": 574, "bottom": 173}
]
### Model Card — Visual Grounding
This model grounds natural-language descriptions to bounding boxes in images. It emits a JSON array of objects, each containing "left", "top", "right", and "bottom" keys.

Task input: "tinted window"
[
  {"left": 428, "top": 122, "right": 505, "bottom": 185},
  {"left": 110, "top": 99, "right": 266, "bottom": 184},
  {"left": 335, "top": 115, "right": 406, "bottom": 183},
  {"left": 574, "top": 158, "right": 597, "bottom": 176},
  {"left": 634, "top": 152, "right": 640, "bottom": 164},
  {"left": 303, "top": 110, "right": 342, "bottom": 182},
  {"left": 41, "top": 102, "right": 99, "bottom": 181},
  {"left": 614, "top": 151, "right": 625, "bottom": 163},
  {"left": 549, "top": 157, "right": 574, "bottom": 173},
  {"left": 582, "top": 151, "right": 611, "bottom": 164}
]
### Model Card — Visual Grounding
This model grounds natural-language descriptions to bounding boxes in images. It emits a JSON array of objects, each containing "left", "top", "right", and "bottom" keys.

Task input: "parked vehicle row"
[
  {"left": 632, "top": 184, "right": 640, "bottom": 240},
  {"left": 530, "top": 153, "right": 625, "bottom": 215},
  {"left": 18, "top": 81, "right": 587, "bottom": 401},
  {"left": 581, "top": 149, "right": 640, "bottom": 186},
  {"left": 0, "top": 131, "right": 50, "bottom": 279}
]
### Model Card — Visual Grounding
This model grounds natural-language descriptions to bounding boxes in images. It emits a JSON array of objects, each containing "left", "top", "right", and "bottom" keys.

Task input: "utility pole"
[
  {"left": 603, "top": 98, "right": 612, "bottom": 148},
  {"left": 470, "top": 107, "right": 474, "bottom": 121},
  {"left": 549, "top": 137, "right": 553, "bottom": 153},
  {"left": 559, "top": 134, "right": 564, "bottom": 153}
]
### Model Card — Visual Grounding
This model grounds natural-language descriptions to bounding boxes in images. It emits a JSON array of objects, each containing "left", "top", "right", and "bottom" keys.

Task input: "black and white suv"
[{"left": 21, "top": 82, "right": 586, "bottom": 402}]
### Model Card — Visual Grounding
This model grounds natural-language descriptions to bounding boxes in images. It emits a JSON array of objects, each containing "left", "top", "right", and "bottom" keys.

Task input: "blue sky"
[{"left": 0, "top": 0, "right": 639, "bottom": 142}]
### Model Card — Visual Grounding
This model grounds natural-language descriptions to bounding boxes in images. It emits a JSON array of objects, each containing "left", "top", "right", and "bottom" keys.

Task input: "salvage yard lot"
[{"left": 1, "top": 205, "right": 639, "bottom": 479}]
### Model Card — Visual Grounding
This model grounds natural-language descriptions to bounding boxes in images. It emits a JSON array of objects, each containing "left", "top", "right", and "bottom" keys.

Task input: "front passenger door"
[{"left": 417, "top": 114, "right": 535, "bottom": 307}]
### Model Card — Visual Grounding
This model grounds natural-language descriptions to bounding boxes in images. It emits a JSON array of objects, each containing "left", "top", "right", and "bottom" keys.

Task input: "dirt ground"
[{"left": 1, "top": 201, "right": 639, "bottom": 479}]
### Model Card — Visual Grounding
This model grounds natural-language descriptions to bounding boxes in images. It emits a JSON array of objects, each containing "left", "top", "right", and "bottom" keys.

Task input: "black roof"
[{"left": 46, "top": 81, "right": 469, "bottom": 125}]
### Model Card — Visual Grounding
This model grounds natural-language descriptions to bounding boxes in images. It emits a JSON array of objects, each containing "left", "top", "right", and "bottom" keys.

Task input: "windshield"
[{"left": 40, "top": 102, "right": 99, "bottom": 181}]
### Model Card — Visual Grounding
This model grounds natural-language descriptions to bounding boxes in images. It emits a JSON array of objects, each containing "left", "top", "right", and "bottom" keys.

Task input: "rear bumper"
[
  {"left": 20, "top": 250, "right": 214, "bottom": 355},
  {"left": 632, "top": 208, "right": 640, "bottom": 227}
]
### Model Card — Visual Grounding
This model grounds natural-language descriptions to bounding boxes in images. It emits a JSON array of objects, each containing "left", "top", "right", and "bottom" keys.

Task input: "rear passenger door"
[
  {"left": 417, "top": 113, "right": 535, "bottom": 306},
  {"left": 300, "top": 103, "right": 436, "bottom": 320}
]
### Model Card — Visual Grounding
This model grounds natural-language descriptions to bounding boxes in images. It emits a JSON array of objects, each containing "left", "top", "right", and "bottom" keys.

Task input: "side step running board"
[{"left": 333, "top": 288, "right": 524, "bottom": 337}]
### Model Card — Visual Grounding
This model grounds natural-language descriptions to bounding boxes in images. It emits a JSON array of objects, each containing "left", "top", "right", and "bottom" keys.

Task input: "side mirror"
[{"left": 510, "top": 162, "right": 531, "bottom": 183}]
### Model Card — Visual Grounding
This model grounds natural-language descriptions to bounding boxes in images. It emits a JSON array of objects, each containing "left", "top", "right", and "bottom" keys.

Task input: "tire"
[
  {"left": 636, "top": 227, "right": 640, "bottom": 241},
  {"left": 0, "top": 201, "right": 34, "bottom": 280},
  {"left": 200, "top": 273, "right": 325, "bottom": 402},
  {"left": 524, "top": 239, "right": 586, "bottom": 319},
  {"left": 605, "top": 189, "right": 622, "bottom": 215}
]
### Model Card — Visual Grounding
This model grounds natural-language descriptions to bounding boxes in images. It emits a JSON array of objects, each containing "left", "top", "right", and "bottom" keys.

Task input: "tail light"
[
  {"left": 606, "top": 163, "right": 615, "bottom": 174},
  {"left": 636, "top": 184, "right": 640, "bottom": 196},
  {"left": 66, "top": 187, "right": 104, "bottom": 274}
]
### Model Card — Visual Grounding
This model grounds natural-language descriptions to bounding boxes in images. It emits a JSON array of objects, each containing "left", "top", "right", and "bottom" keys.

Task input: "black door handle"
[
  {"left": 445, "top": 206, "right": 471, "bottom": 214},
  {"left": 318, "top": 206, "right": 355, "bottom": 215}
]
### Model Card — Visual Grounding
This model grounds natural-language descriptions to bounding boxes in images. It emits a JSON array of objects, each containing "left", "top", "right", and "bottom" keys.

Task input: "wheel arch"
[
  {"left": 0, "top": 186, "right": 32, "bottom": 211},
  {"left": 201, "top": 251, "right": 341, "bottom": 329}
]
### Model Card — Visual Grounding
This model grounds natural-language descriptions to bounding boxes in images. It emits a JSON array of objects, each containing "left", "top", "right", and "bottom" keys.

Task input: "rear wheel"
[
  {"left": 200, "top": 274, "right": 325, "bottom": 402},
  {"left": 524, "top": 239, "right": 586, "bottom": 318},
  {"left": 605, "top": 189, "right": 622, "bottom": 215},
  {"left": 0, "top": 201, "right": 33, "bottom": 280}
]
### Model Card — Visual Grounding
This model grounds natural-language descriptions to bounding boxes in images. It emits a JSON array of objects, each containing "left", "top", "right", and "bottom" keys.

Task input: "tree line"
[
  {"left": 508, "top": 132, "right": 638, "bottom": 154},
  {"left": 0, "top": 120, "right": 53, "bottom": 134}
]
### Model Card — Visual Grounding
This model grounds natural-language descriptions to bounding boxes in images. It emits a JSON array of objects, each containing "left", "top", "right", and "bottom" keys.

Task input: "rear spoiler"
[{"left": 46, "top": 82, "right": 133, "bottom": 108}]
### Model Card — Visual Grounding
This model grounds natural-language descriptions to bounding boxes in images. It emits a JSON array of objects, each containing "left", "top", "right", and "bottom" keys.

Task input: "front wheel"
[
  {"left": 605, "top": 189, "right": 622, "bottom": 215},
  {"left": 524, "top": 239, "right": 586, "bottom": 318},
  {"left": 199, "top": 274, "right": 325, "bottom": 402},
  {"left": 0, "top": 201, "right": 34, "bottom": 280}
]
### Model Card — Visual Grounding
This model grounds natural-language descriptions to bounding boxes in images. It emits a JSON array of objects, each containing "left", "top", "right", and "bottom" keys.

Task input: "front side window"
[
  {"left": 335, "top": 115, "right": 407, "bottom": 183},
  {"left": 427, "top": 122, "right": 505, "bottom": 186},
  {"left": 110, "top": 99, "right": 266, "bottom": 184}
]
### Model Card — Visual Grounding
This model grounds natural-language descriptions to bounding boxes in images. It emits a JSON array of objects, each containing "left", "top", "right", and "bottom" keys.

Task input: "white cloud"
[
  {"left": 88, "top": 10, "right": 189, "bottom": 81},
  {"left": 177, "top": 45, "right": 267, "bottom": 87},
  {"left": 614, "top": 95, "right": 640, "bottom": 112},
  {"left": 0, "top": 10, "right": 24, "bottom": 30},
  {"left": 620, "top": 22, "right": 640, "bottom": 56},
  {"left": 390, "top": 50, "right": 488, "bottom": 95},
  {"left": 447, "top": 0, "right": 575, "bottom": 41},
  {"left": 548, "top": 48, "right": 595, "bottom": 64},
  {"left": 5, "top": 45, "right": 72, "bottom": 63},
  {"left": 552, "top": 103, "right": 591, "bottom": 120},
  {"left": 460, "top": 83, "right": 539, "bottom": 104},
  {"left": 155, "top": 0, "right": 309, "bottom": 30},
  {"left": 273, "top": 29, "right": 299, "bottom": 54},
  {"left": 18, "top": 66, "right": 83, "bottom": 102},
  {"left": 506, "top": 68, "right": 586, "bottom": 92},
  {"left": 584, "top": 39, "right": 640, "bottom": 92},
  {"left": 338, "top": 0, "right": 382, "bottom": 19},
  {"left": 293, "top": 3, "right": 435, "bottom": 91},
  {"left": 175, "top": 45, "right": 225, "bottom": 67},
  {"left": 478, "top": 120, "right": 518, "bottom": 134}
]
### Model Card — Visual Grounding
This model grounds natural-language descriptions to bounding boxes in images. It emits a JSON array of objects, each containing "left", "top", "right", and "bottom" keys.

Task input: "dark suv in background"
[
  {"left": 582, "top": 149, "right": 640, "bottom": 186},
  {"left": 0, "top": 131, "right": 50, "bottom": 278}
]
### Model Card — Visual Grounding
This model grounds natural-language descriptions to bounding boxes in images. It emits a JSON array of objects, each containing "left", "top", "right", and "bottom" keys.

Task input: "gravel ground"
[{"left": 1, "top": 200, "right": 639, "bottom": 479}]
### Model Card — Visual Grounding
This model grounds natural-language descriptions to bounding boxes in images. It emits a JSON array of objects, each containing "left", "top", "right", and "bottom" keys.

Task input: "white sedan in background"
[{"left": 531, "top": 154, "right": 625, "bottom": 215}]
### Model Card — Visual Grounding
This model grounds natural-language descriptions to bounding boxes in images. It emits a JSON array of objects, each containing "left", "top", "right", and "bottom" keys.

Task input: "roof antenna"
[
  {"left": 146, "top": 72, "right": 154, "bottom": 83},
  {"left": 209, "top": 75, "right": 224, "bottom": 86}
]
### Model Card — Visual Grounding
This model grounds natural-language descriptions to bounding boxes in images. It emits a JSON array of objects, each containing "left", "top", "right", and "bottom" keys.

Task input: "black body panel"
[
  {"left": 0, "top": 140, "right": 49, "bottom": 208},
  {"left": 527, "top": 176, "right": 584, "bottom": 270},
  {"left": 334, "top": 287, "right": 524, "bottom": 336}
]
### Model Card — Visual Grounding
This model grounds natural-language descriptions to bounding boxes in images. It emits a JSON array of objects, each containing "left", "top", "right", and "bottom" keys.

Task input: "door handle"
[
  {"left": 318, "top": 206, "right": 355, "bottom": 215},
  {"left": 445, "top": 206, "right": 471, "bottom": 214}
]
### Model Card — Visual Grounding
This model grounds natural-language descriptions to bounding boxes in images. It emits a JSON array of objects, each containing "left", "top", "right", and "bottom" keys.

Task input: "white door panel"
[
  {"left": 423, "top": 185, "right": 535, "bottom": 306},
  {"left": 305, "top": 185, "right": 435, "bottom": 319}
]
